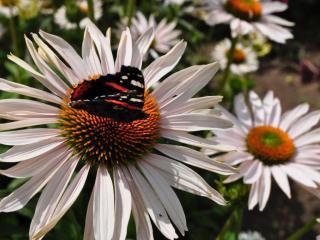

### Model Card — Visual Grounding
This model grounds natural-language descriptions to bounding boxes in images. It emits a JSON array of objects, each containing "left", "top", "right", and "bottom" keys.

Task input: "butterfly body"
[{"left": 69, "top": 65, "right": 147, "bottom": 122}]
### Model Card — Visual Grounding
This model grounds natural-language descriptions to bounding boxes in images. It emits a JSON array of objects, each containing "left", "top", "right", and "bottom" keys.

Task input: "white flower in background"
[
  {"left": 212, "top": 39, "right": 258, "bottom": 74},
  {"left": 163, "top": 0, "right": 185, "bottom": 5},
  {"left": 130, "top": 12, "right": 181, "bottom": 58},
  {"left": 54, "top": 0, "right": 102, "bottom": 30},
  {"left": 0, "top": 21, "right": 234, "bottom": 239},
  {"left": 197, "top": 0, "right": 294, "bottom": 43},
  {"left": 0, "top": 0, "right": 18, "bottom": 18},
  {"left": 238, "top": 231, "right": 265, "bottom": 240},
  {"left": 210, "top": 91, "right": 320, "bottom": 211}
]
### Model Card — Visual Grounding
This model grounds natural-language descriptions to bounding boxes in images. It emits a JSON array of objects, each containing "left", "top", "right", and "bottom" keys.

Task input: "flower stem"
[
  {"left": 220, "top": 36, "right": 238, "bottom": 96},
  {"left": 87, "top": 0, "right": 95, "bottom": 22},
  {"left": 216, "top": 206, "right": 244, "bottom": 240},
  {"left": 8, "top": 7, "right": 19, "bottom": 56},
  {"left": 126, "top": 0, "right": 135, "bottom": 26},
  {"left": 286, "top": 218, "right": 318, "bottom": 240},
  {"left": 242, "top": 76, "right": 255, "bottom": 125}
]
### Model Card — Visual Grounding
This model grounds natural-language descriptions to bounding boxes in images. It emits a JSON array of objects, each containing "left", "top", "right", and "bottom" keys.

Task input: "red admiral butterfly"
[{"left": 69, "top": 65, "right": 148, "bottom": 122}]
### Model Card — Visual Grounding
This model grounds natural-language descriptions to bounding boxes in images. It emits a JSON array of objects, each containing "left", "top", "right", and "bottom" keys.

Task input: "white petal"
[
  {"left": 243, "top": 161, "right": 263, "bottom": 184},
  {"left": 261, "top": 2, "right": 288, "bottom": 14},
  {"left": 258, "top": 167, "right": 271, "bottom": 211},
  {"left": 112, "top": 167, "right": 132, "bottom": 240},
  {"left": 0, "top": 118, "right": 57, "bottom": 131},
  {"left": 164, "top": 96, "right": 222, "bottom": 116},
  {"left": 153, "top": 65, "right": 200, "bottom": 103},
  {"left": 8, "top": 54, "right": 67, "bottom": 97},
  {"left": 24, "top": 37, "right": 69, "bottom": 96},
  {"left": 160, "top": 129, "right": 232, "bottom": 151},
  {"left": 143, "top": 154, "right": 226, "bottom": 205},
  {"left": 0, "top": 128, "right": 60, "bottom": 146},
  {"left": 288, "top": 111, "right": 320, "bottom": 139},
  {"left": 0, "top": 138, "right": 64, "bottom": 162},
  {"left": 84, "top": 189, "right": 94, "bottom": 240},
  {"left": 29, "top": 155, "right": 79, "bottom": 237},
  {"left": 115, "top": 29, "right": 133, "bottom": 72},
  {"left": 263, "top": 15, "right": 294, "bottom": 27},
  {"left": 125, "top": 166, "right": 154, "bottom": 240},
  {"left": 248, "top": 181, "right": 258, "bottom": 210},
  {"left": 138, "top": 161, "right": 187, "bottom": 235},
  {"left": 0, "top": 151, "right": 70, "bottom": 213},
  {"left": 161, "top": 113, "right": 232, "bottom": 131},
  {"left": 93, "top": 166, "right": 115, "bottom": 240},
  {"left": 0, "top": 78, "right": 61, "bottom": 104},
  {"left": 216, "top": 151, "right": 253, "bottom": 166},
  {"left": 39, "top": 30, "right": 88, "bottom": 79},
  {"left": 271, "top": 165, "right": 291, "bottom": 198},
  {"left": 294, "top": 128, "right": 320, "bottom": 147},
  {"left": 86, "top": 22, "right": 115, "bottom": 74},
  {"left": 279, "top": 103, "right": 309, "bottom": 131},
  {"left": 32, "top": 164, "right": 90, "bottom": 239},
  {"left": 128, "top": 165, "right": 178, "bottom": 240},
  {"left": 0, "top": 99, "right": 59, "bottom": 120},
  {"left": 159, "top": 63, "right": 220, "bottom": 112},
  {"left": 282, "top": 164, "right": 317, "bottom": 188},
  {"left": 0, "top": 146, "right": 71, "bottom": 178},
  {"left": 155, "top": 144, "right": 235, "bottom": 175},
  {"left": 144, "top": 41, "right": 186, "bottom": 88},
  {"left": 254, "top": 22, "right": 293, "bottom": 44}
]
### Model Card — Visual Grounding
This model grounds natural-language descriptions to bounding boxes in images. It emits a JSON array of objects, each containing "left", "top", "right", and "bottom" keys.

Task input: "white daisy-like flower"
[
  {"left": 0, "top": 22, "right": 235, "bottom": 239},
  {"left": 197, "top": 0, "right": 294, "bottom": 43},
  {"left": 130, "top": 12, "right": 181, "bottom": 58},
  {"left": 54, "top": 0, "right": 102, "bottom": 30},
  {"left": 210, "top": 91, "right": 320, "bottom": 211},
  {"left": 238, "top": 230, "right": 265, "bottom": 240},
  {"left": 163, "top": 0, "right": 185, "bottom": 5},
  {"left": 212, "top": 38, "right": 258, "bottom": 74},
  {"left": 0, "top": 1, "right": 18, "bottom": 18}
]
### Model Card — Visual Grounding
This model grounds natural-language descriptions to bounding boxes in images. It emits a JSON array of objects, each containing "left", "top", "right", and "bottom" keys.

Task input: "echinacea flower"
[
  {"left": 197, "top": 0, "right": 294, "bottom": 43},
  {"left": 54, "top": 0, "right": 102, "bottom": 30},
  {"left": 210, "top": 91, "right": 320, "bottom": 211},
  {"left": 130, "top": 12, "right": 181, "bottom": 58},
  {"left": 212, "top": 38, "right": 258, "bottom": 74},
  {"left": 0, "top": 22, "right": 234, "bottom": 239}
]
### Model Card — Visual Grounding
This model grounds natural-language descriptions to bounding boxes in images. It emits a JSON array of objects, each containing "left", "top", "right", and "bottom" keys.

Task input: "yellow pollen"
[
  {"left": 79, "top": 2, "right": 89, "bottom": 14},
  {"left": 225, "top": 0, "right": 262, "bottom": 21},
  {"left": 59, "top": 91, "right": 160, "bottom": 166},
  {"left": 246, "top": 126, "right": 295, "bottom": 165}
]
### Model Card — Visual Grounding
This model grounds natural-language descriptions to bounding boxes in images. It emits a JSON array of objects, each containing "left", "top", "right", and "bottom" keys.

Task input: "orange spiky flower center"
[
  {"left": 246, "top": 126, "right": 295, "bottom": 165},
  {"left": 225, "top": 0, "right": 262, "bottom": 21},
  {"left": 59, "top": 81, "right": 160, "bottom": 167},
  {"left": 228, "top": 48, "right": 246, "bottom": 64}
]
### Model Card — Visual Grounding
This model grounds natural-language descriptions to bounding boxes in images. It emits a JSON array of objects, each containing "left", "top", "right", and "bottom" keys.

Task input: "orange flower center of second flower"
[
  {"left": 246, "top": 126, "right": 295, "bottom": 165},
  {"left": 225, "top": 0, "right": 262, "bottom": 21}
]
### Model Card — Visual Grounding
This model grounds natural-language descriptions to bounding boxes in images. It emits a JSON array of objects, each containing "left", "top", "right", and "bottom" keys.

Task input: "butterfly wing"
[{"left": 69, "top": 65, "right": 147, "bottom": 122}]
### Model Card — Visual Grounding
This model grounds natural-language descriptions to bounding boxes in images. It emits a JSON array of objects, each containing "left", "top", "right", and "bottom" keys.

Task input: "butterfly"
[{"left": 69, "top": 65, "right": 148, "bottom": 122}]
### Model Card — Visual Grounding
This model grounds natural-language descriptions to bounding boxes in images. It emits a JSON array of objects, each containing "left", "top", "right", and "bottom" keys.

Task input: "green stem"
[
  {"left": 286, "top": 218, "right": 318, "bottom": 240},
  {"left": 8, "top": 7, "right": 19, "bottom": 56},
  {"left": 126, "top": 0, "right": 135, "bottom": 26},
  {"left": 220, "top": 37, "right": 238, "bottom": 96},
  {"left": 216, "top": 207, "right": 244, "bottom": 240},
  {"left": 87, "top": 0, "right": 95, "bottom": 22}
]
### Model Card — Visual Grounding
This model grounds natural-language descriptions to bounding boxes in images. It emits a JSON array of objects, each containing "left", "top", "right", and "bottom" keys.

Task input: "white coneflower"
[
  {"left": 0, "top": 21, "right": 235, "bottom": 239},
  {"left": 54, "top": 0, "right": 102, "bottom": 30},
  {"left": 130, "top": 12, "right": 181, "bottom": 58},
  {"left": 0, "top": 0, "right": 18, "bottom": 18},
  {"left": 210, "top": 91, "right": 320, "bottom": 211},
  {"left": 212, "top": 38, "right": 258, "bottom": 74},
  {"left": 196, "top": 0, "right": 294, "bottom": 43},
  {"left": 238, "top": 230, "right": 265, "bottom": 240}
]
